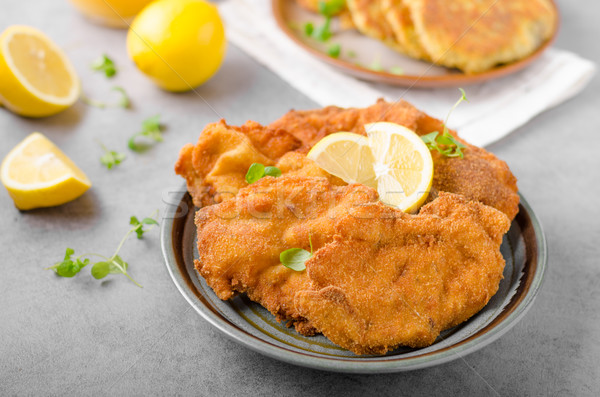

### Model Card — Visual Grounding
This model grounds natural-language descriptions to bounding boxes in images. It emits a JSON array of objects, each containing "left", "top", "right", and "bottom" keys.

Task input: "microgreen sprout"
[
  {"left": 98, "top": 141, "right": 126, "bottom": 169},
  {"left": 128, "top": 115, "right": 163, "bottom": 152},
  {"left": 421, "top": 89, "right": 468, "bottom": 158},
  {"left": 328, "top": 43, "right": 341, "bottom": 58},
  {"left": 304, "top": 0, "right": 345, "bottom": 42},
  {"left": 245, "top": 163, "right": 282, "bottom": 184},
  {"left": 45, "top": 212, "right": 159, "bottom": 287},
  {"left": 91, "top": 54, "right": 117, "bottom": 78}
]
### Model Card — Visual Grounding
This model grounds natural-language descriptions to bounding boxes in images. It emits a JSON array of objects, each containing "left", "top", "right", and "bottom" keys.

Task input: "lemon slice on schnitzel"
[
  {"left": 307, "top": 122, "right": 433, "bottom": 213},
  {"left": 1, "top": 133, "right": 91, "bottom": 210}
]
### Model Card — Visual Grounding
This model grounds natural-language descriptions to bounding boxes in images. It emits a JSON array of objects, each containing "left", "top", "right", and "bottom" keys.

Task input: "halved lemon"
[
  {"left": 307, "top": 122, "right": 433, "bottom": 213},
  {"left": 1, "top": 133, "right": 91, "bottom": 210},
  {"left": 0, "top": 25, "right": 80, "bottom": 118}
]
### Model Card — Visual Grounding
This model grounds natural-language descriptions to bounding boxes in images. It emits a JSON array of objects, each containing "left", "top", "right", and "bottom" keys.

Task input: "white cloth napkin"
[{"left": 218, "top": 0, "right": 596, "bottom": 147}]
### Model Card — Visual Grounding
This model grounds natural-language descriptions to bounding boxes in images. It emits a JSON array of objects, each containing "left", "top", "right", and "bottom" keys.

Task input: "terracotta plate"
[
  {"left": 161, "top": 186, "right": 547, "bottom": 373},
  {"left": 271, "top": 0, "right": 559, "bottom": 88}
]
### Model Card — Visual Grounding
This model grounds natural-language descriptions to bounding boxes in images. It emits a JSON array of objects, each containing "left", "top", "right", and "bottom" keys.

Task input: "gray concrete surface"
[{"left": 0, "top": 1, "right": 598, "bottom": 395}]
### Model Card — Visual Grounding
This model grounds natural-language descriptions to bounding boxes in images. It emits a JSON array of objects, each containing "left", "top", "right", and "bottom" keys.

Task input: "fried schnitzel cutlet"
[
  {"left": 195, "top": 176, "right": 378, "bottom": 334},
  {"left": 295, "top": 191, "right": 510, "bottom": 354},
  {"left": 195, "top": 176, "right": 510, "bottom": 353},
  {"left": 405, "top": 0, "right": 557, "bottom": 74},
  {"left": 175, "top": 120, "right": 302, "bottom": 205},
  {"left": 176, "top": 100, "right": 519, "bottom": 219}
]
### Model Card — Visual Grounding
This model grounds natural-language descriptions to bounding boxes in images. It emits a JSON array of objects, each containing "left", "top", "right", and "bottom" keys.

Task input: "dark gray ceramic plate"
[{"left": 161, "top": 187, "right": 547, "bottom": 373}]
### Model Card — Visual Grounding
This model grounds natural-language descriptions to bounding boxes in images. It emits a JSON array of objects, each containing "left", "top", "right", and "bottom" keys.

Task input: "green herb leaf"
[
  {"left": 99, "top": 143, "right": 126, "bottom": 170},
  {"left": 313, "top": 17, "right": 333, "bottom": 42},
  {"left": 245, "top": 163, "right": 265, "bottom": 184},
  {"left": 421, "top": 88, "right": 468, "bottom": 158},
  {"left": 389, "top": 66, "right": 404, "bottom": 75},
  {"left": 130, "top": 214, "right": 158, "bottom": 239},
  {"left": 112, "top": 86, "right": 130, "bottom": 108},
  {"left": 318, "top": 0, "right": 345, "bottom": 17},
  {"left": 110, "top": 256, "right": 129, "bottom": 274},
  {"left": 91, "top": 262, "right": 111, "bottom": 279},
  {"left": 245, "top": 163, "right": 282, "bottom": 184},
  {"left": 304, "top": 22, "right": 314, "bottom": 36},
  {"left": 420, "top": 131, "right": 438, "bottom": 144},
  {"left": 280, "top": 235, "right": 313, "bottom": 271},
  {"left": 46, "top": 248, "right": 90, "bottom": 278},
  {"left": 308, "top": 1, "right": 345, "bottom": 43},
  {"left": 91, "top": 54, "right": 117, "bottom": 78},
  {"left": 280, "top": 248, "right": 312, "bottom": 271},
  {"left": 347, "top": 50, "right": 357, "bottom": 58},
  {"left": 264, "top": 166, "right": 282, "bottom": 178},
  {"left": 129, "top": 115, "right": 163, "bottom": 152},
  {"left": 328, "top": 43, "right": 341, "bottom": 58}
]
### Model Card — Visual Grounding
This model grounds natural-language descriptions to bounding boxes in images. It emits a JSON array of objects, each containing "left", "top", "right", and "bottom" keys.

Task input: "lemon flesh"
[
  {"left": 127, "top": 0, "right": 226, "bottom": 92},
  {"left": 307, "top": 122, "right": 433, "bottom": 213},
  {"left": 1, "top": 133, "right": 91, "bottom": 210},
  {"left": 0, "top": 25, "right": 80, "bottom": 118}
]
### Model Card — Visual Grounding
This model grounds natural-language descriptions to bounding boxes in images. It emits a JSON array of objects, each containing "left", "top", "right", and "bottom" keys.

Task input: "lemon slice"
[
  {"left": 1, "top": 133, "right": 91, "bottom": 210},
  {"left": 307, "top": 122, "right": 433, "bottom": 213},
  {"left": 0, "top": 25, "right": 80, "bottom": 117}
]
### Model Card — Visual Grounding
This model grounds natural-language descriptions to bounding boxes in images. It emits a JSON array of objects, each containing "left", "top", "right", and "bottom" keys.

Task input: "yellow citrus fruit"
[
  {"left": 1, "top": 133, "right": 91, "bottom": 210},
  {"left": 0, "top": 25, "right": 80, "bottom": 118},
  {"left": 307, "top": 122, "right": 434, "bottom": 213},
  {"left": 69, "top": 0, "right": 154, "bottom": 28},
  {"left": 127, "top": 0, "right": 226, "bottom": 92}
]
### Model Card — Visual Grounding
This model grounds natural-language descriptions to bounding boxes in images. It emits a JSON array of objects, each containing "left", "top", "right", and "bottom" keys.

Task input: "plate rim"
[
  {"left": 271, "top": 0, "right": 560, "bottom": 88},
  {"left": 161, "top": 187, "right": 547, "bottom": 373}
]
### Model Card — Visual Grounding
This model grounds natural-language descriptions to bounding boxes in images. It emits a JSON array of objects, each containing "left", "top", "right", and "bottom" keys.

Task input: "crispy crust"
[
  {"left": 195, "top": 176, "right": 510, "bottom": 354},
  {"left": 176, "top": 100, "right": 519, "bottom": 220},
  {"left": 406, "top": 0, "right": 557, "bottom": 73}
]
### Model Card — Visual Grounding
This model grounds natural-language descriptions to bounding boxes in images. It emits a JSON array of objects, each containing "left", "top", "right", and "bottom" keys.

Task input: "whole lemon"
[
  {"left": 127, "top": 0, "right": 226, "bottom": 92},
  {"left": 69, "top": 0, "right": 153, "bottom": 28}
]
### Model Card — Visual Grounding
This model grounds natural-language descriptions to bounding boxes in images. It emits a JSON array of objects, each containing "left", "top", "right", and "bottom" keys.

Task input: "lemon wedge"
[
  {"left": 1, "top": 133, "right": 91, "bottom": 210},
  {"left": 307, "top": 122, "right": 433, "bottom": 213},
  {"left": 0, "top": 25, "right": 80, "bottom": 118}
]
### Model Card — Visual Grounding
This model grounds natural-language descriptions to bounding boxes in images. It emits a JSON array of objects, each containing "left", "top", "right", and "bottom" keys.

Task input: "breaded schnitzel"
[
  {"left": 175, "top": 120, "right": 302, "bottom": 205},
  {"left": 295, "top": 191, "right": 510, "bottom": 354},
  {"left": 176, "top": 100, "right": 519, "bottom": 219},
  {"left": 195, "top": 176, "right": 510, "bottom": 352},
  {"left": 195, "top": 176, "right": 379, "bottom": 334}
]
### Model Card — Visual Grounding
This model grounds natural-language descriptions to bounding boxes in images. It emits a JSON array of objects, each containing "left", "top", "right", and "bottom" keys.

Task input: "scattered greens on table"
[
  {"left": 128, "top": 115, "right": 163, "bottom": 152},
  {"left": 91, "top": 54, "right": 117, "bottom": 78},
  {"left": 421, "top": 88, "right": 468, "bottom": 158},
  {"left": 98, "top": 141, "right": 126, "bottom": 169},
  {"left": 45, "top": 212, "right": 159, "bottom": 287},
  {"left": 82, "top": 86, "right": 130, "bottom": 109},
  {"left": 245, "top": 163, "right": 282, "bottom": 184}
]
